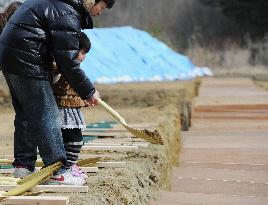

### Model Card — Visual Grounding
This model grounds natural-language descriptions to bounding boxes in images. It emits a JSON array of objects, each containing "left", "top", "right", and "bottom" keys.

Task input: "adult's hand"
[{"left": 86, "top": 89, "right": 100, "bottom": 107}]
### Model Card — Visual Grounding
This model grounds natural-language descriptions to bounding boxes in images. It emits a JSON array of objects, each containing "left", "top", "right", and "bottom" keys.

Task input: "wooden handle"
[{"left": 97, "top": 98, "right": 127, "bottom": 125}]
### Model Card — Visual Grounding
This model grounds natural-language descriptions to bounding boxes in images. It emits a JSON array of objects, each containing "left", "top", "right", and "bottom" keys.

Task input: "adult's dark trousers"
[{"left": 3, "top": 71, "right": 67, "bottom": 171}]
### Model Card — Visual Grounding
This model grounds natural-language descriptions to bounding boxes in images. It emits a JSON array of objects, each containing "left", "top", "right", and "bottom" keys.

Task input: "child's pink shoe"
[{"left": 70, "top": 165, "right": 88, "bottom": 179}]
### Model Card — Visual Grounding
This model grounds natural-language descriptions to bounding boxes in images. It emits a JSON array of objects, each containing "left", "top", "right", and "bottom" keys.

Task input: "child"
[{"left": 50, "top": 32, "right": 92, "bottom": 183}]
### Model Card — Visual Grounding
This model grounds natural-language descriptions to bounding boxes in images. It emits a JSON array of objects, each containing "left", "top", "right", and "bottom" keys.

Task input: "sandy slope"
[{"left": 0, "top": 77, "right": 196, "bottom": 204}]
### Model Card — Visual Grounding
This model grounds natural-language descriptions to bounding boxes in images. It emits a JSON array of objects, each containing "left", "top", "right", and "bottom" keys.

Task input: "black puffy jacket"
[{"left": 0, "top": 0, "right": 95, "bottom": 100}]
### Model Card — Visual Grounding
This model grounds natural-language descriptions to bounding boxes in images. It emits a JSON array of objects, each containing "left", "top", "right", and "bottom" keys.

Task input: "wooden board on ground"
[
  {"left": 153, "top": 78, "right": 268, "bottom": 205},
  {"left": 182, "top": 130, "right": 268, "bottom": 138},
  {"left": 170, "top": 176, "right": 267, "bottom": 197},
  {"left": 198, "top": 89, "right": 268, "bottom": 97},
  {"left": 82, "top": 145, "right": 139, "bottom": 152},
  {"left": 84, "top": 142, "right": 149, "bottom": 148},
  {"left": 85, "top": 123, "right": 155, "bottom": 132},
  {"left": 171, "top": 166, "right": 268, "bottom": 184},
  {"left": 77, "top": 161, "right": 126, "bottom": 168},
  {"left": 1, "top": 196, "right": 68, "bottom": 205},
  {"left": 150, "top": 191, "right": 268, "bottom": 205},
  {"left": 2, "top": 153, "right": 129, "bottom": 160},
  {"left": 180, "top": 161, "right": 268, "bottom": 172},
  {"left": 180, "top": 148, "right": 268, "bottom": 167},
  {"left": 84, "top": 128, "right": 130, "bottom": 132},
  {"left": 112, "top": 122, "right": 156, "bottom": 129},
  {"left": 0, "top": 167, "right": 98, "bottom": 174},
  {"left": 0, "top": 185, "right": 88, "bottom": 193},
  {"left": 189, "top": 119, "right": 268, "bottom": 131},
  {"left": 193, "top": 104, "right": 268, "bottom": 112},
  {"left": 90, "top": 138, "right": 146, "bottom": 142},
  {"left": 189, "top": 126, "right": 268, "bottom": 132},
  {"left": 192, "top": 111, "right": 268, "bottom": 120},
  {"left": 79, "top": 153, "right": 127, "bottom": 159},
  {"left": 198, "top": 84, "right": 267, "bottom": 96},
  {"left": 192, "top": 108, "right": 268, "bottom": 113},
  {"left": 83, "top": 131, "right": 132, "bottom": 137},
  {"left": 182, "top": 132, "right": 268, "bottom": 149}
]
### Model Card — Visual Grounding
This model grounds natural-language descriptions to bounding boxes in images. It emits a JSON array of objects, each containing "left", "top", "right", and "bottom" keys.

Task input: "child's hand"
[
  {"left": 87, "top": 89, "right": 100, "bottom": 107},
  {"left": 52, "top": 74, "right": 61, "bottom": 84}
]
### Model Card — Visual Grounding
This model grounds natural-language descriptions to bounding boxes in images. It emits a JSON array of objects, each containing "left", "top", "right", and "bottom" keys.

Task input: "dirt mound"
[
  {"left": 0, "top": 80, "right": 198, "bottom": 204},
  {"left": 96, "top": 81, "right": 197, "bottom": 108}
]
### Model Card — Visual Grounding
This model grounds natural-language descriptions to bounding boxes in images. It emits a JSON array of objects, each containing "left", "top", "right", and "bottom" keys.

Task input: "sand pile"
[
  {"left": 0, "top": 80, "right": 197, "bottom": 204},
  {"left": 60, "top": 81, "right": 196, "bottom": 204},
  {"left": 52, "top": 104, "right": 180, "bottom": 204}
]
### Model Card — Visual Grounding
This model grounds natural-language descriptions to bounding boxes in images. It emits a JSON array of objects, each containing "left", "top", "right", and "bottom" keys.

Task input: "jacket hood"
[{"left": 62, "top": 0, "right": 93, "bottom": 29}]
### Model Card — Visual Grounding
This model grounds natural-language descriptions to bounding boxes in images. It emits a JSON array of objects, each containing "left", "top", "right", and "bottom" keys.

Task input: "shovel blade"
[{"left": 123, "top": 125, "right": 163, "bottom": 145}]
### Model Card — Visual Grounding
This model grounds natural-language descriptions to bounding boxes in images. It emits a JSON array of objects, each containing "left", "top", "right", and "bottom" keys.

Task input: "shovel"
[{"left": 96, "top": 98, "right": 163, "bottom": 145}]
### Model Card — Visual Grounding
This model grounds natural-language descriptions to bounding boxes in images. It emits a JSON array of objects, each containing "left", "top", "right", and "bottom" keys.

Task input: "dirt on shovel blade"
[{"left": 141, "top": 129, "right": 163, "bottom": 145}]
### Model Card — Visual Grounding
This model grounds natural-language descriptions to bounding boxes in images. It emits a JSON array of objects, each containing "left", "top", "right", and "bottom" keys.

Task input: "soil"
[
  {"left": 1, "top": 71, "right": 267, "bottom": 204},
  {"left": 0, "top": 70, "right": 197, "bottom": 204}
]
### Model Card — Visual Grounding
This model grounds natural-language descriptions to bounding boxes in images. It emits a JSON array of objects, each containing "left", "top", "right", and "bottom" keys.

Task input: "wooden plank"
[
  {"left": 0, "top": 167, "right": 98, "bottom": 174},
  {"left": 0, "top": 155, "right": 13, "bottom": 160},
  {"left": 171, "top": 177, "right": 268, "bottom": 197},
  {"left": 171, "top": 166, "right": 268, "bottom": 184},
  {"left": 86, "top": 123, "right": 154, "bottom": 131},
  {"left": 189, "top": 126, "right": 268, "bottom": 132},
  {"left": 0, "top": 185, "right": 88, "bottom": 193},
  {"left": 151, "top": 191, "right": 268, "bottom": 205},
  {"left": 87, "top": 122, "right": 153, "bottom": 127},
  {"left": 83, "top": 131, "right": 132, "bottom": 137},
  {"left": 182, "top": 130, "right": 268, "bottom": 138},
  {"left": 193, "top": 108, "right": 268, "bottom": 113},
  {"left": 194, "top": 104, "right": 268, "bottom": 112},
  {"left": 84, "top": 142, "right": 149, "bottom": 148},
  {"left": 79, "top": 154, "right": 127, "bottom": 159},
  {"left": 182, "top": 133, "right": 268, "bottom": 149},
  {"left": 2, "top": 196, "right": 68, "bottom": 205},
  {"left": 189, "top": 119, "right": 268, "bottom": 131},
  {"left": 90, "top": 138, "right": 146, "bottom": 142},
  {"left": 192, "top": 111, "right": 268, "bottom": 120},
  {"left": 2, "top": 153, "right": 128, "bottom": 161},
  {"left": 82, "top": 145, "right": 139, "bottom": 152},
  {"left": 198, "top": 90, "right": 268, "bottom": 97},
  {"left": 0, "top": 161, "right": 124, "bottom": 170},
  {"left": 112, "top": 122, "right": 155, "bottom": 129},
  {"left": 84, "top": 128, "right": 129, "bottom": 132},
  {"left": 181, "top": 148, "right": 268, "bottom": 166},
  {"left": 180, "top": 161, "right": 268, "bottom": 172},
  {"left": 0, "top": 169, "right": 14, "bottom": 173},
  {"left": 198, "top": 85, "right": 267, "bottom": 97}
]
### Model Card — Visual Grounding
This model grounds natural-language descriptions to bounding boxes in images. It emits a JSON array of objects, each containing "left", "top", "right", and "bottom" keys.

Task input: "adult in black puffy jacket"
[{"left": 0, "top": 0, "right": 114, "bottom": 184}]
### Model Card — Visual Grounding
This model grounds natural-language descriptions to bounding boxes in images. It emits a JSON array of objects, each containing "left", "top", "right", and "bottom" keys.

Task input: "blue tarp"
[{"left": 82, "top": 26, "right": 196, "bottom": 83}]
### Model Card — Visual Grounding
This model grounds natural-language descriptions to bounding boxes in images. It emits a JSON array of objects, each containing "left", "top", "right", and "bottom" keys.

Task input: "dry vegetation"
[{"left": 254, "top": 79, "right": 268, "bottom": 91}]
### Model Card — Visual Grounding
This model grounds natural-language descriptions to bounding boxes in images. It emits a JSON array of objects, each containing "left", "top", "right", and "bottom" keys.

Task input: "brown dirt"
[
  {"left": 0, "top": 78, "right": 197, "bottom": 204},
  {"left": 254, "top": 80, "right": 268, "bottom": 91}
]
